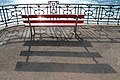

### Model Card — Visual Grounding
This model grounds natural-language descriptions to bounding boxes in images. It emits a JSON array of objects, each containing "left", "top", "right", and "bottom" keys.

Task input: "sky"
[
  {"left": 14, "top": 0, "right": 120, "bottom": 4},
  {"left": 14, "top": 0, "right": 99, "bottom": 4}
]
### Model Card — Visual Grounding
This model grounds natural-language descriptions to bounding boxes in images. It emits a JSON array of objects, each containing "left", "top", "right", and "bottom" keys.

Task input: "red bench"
[{"left": 22, "top": 14, "right": 84, "bottom": 40}]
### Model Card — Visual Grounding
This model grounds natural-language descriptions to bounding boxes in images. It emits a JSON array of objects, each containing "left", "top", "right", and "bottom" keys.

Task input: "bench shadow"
[
  {"left": 23, "top": 40, "right": 92, "bottom": 47},
  {"left": 20, "top": 51, "right": 102, "bottom": 58},
  {"left": 15, "top": 62, "right": 116, "bottom": 73}
]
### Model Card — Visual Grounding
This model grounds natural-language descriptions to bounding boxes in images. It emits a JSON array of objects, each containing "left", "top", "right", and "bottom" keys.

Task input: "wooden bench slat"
[
  {"left": 23, "top": 20, "right": 84, "bottom": 23},
  {"left": 22, "top": 14, "right": 84, "bottom": 18},
  {"left": 25, "top": 24, "right": 84, "bottom": 27}
]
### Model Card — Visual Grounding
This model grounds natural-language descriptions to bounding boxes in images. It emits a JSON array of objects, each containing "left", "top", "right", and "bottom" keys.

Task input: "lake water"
[{"left": 0, "top": 0, "right": 120, "bottom": 5}]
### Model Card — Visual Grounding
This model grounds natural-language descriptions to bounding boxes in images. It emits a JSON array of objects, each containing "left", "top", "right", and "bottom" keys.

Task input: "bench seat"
[{"left": 22, "top": 14, "right": 84, "bottom": 39}]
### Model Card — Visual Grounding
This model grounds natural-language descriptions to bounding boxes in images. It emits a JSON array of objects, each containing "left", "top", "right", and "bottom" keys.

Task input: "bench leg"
[
  {"left": 33, "top": 27, "right": 35, "bottom": 35},
  {"left": 29, "top": 27, "right": 33, "bottom": 41},
  {"left": 29, "top": 27, "right": 36, "bottom": 41},
  {"left": 32, "top": 27, "right": 35, "bottom": 40},
  {"left": 74, "top": 26, "right": 83, "bottom": 41},
  {"left": 74, "top": 26, "right": 77, "bottom": 38}
]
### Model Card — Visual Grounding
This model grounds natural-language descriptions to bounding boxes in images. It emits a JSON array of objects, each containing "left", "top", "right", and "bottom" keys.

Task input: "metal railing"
[{"left": 0, "top": 1, "right": 120, "bottom": 28}]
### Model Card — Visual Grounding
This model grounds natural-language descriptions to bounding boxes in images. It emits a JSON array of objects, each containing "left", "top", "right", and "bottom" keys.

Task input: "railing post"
[
  {"left": 14, "top": 5, "right": 19, "bottom": 25},
  {"left": 97, "top": 5, "right": 101, "bottom": 25},
  {"left": 77, "top": 5, "right": 79, "bottom": 14},
  {"left": 118, "top": 15, "right": 120, "bottom": 25},
  {"left": 117, "top": 8, "right": 120, "bottom": 25},
  {"left": 2, "top": 6, "right": 7, "bottom": 27}
]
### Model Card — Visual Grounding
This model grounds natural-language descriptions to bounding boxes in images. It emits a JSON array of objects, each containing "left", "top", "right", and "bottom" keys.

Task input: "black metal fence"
[{"left": 0, "top": 1, "right": 120, "bottom": 28}]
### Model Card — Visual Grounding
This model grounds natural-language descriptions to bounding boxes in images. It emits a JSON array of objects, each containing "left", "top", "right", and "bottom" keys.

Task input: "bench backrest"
[{"left": 22, "top": 14, "right": 84, "bottom": 27}]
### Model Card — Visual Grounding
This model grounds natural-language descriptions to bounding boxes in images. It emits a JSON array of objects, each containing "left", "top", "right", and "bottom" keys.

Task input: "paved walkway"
[{"left": 0, "top": 26, "right": 120, "bottom": 80}]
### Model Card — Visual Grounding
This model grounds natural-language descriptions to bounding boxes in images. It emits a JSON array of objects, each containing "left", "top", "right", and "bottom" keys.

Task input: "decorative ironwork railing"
[{"left": 0, "top": 1, "right": 120, "bottom": 28}]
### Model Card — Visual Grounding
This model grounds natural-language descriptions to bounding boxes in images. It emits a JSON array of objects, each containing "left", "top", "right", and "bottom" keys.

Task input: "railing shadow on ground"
[{"left": 1, "top": 26, "right": 120, "bottom": 47}]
